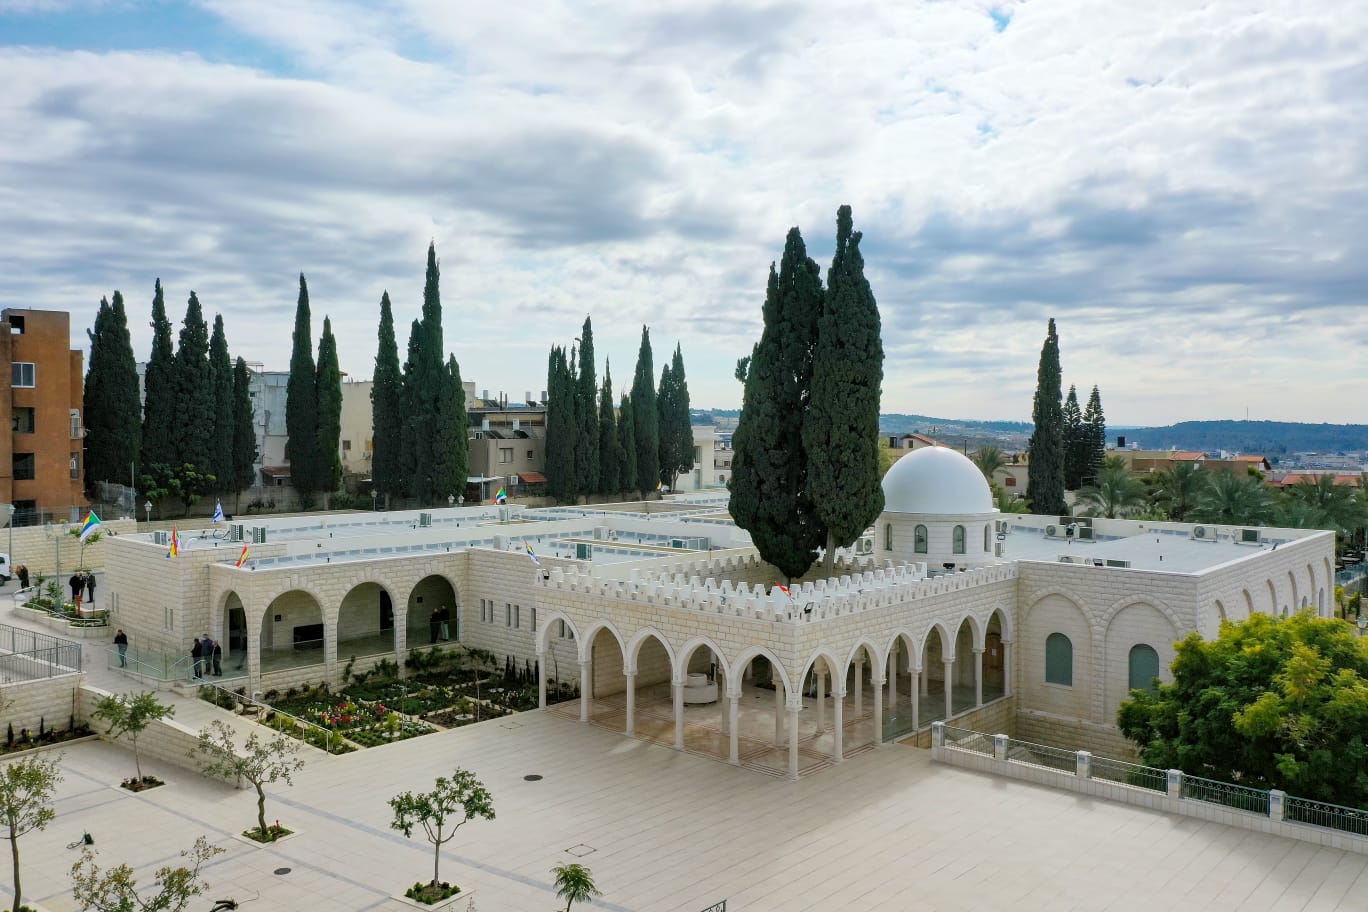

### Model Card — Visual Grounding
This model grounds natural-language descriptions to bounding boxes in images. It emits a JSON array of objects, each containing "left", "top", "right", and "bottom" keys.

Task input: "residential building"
[
  {"left": 467, "top": 388, "right": 547, "bottom": 495},
  {"left": 1, "top": 309, "right": 85, "bottom": 525},
  {"left": 338, "top": 379, "right": 373, "bottom": 478}
]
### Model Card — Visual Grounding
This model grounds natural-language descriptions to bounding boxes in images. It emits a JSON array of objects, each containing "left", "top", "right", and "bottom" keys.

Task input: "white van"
[{"left": 0, "top": 553, "right": 11, "bottom": 583}]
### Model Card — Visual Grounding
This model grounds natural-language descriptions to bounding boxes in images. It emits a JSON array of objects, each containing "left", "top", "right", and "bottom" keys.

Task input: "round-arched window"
[
  {"left": 1128, "top": 644, "right": 1160, "bottom": 692},
  {"left": 1045, "top": 632, "right": 1072, "bottom": 686},
  {"left": 914, "top": 525, "right": 928, "bottom": 554},
  {"left": 952, "top": 525, "right": 966, "bottom": 554}
]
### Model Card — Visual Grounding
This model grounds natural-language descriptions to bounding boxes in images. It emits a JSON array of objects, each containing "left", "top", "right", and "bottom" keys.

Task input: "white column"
[
  {"left": 773, "top": 675, "right": 785, "bottom": 747},
  {"left": 943, "top": 657, "right": 954, "bottom": 719},
  {"left": 536, "top": 650, "right": 547, "bottom": 710},
  {"left": 911, "top": 666, "right": 920, "bottom": 731},
  {"left": 974, "top": 647, "right": 985, "bottom": 708},
  {"left": 673, "top": 680, "right": 685, "bottom": 751},
  {"left": 787, "top": 703, "right": 801, "bottom": 781},
  {"left": 853, "top": 656, "right": 864, "bottom": 719},
  {"left": 920, "top": 660, "right": 930, "bottom": 697},
  {"left": 718, "top": 668, "right": 729, "bottom": 735},
  {"left": 815, "top": 668, "right": 826, "bottom": 732},
  {"left": 872, "top": 674, "right": 884, "bottom": 745},
  {"left": 625, "top": 672, "right": 636, "bottom": 736},
  {"left": 832, "top": 686, "right": 844, "bottom": 762},
  {"left": 394, "top": 621, "right": 407, "bottom": 670},
  {"left": 578, "top": 660, "right": 590, "bottom": 723},
  {"left": 727, "top": 693, "right": 740, "bottom": 765},
  {"left": 246, "top": 626, "right": 261, "bottom": 688},
  {"left": 887, "top": 651, "right": 898, "bottom": 710},
  {"left": 1003, "top": 638, "right": 1014, "bottom": 697}
]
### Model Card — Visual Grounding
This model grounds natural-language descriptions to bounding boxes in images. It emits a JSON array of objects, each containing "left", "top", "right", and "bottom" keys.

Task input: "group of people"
[
  {"left": 68, "top": 571, "right": 97, "bottom": 609},
  {"left": 428, "top": 605, "right": 452, "bottom": 643},
  {"left": 191, "top": 635, "right": 222, "bottom": 678}
]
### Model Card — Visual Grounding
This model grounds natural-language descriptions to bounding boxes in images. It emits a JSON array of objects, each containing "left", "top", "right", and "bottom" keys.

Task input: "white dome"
[{"left": 882, "top": 446, "right": 994, "bottom": 515}]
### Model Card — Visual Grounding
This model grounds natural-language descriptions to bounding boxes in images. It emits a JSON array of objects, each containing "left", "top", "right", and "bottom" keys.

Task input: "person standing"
[
  {"left": 428, "top": 607, "right": 440, "bottom": 644},
  {"left": 191, "top": 637, "right": 203, "bottom": 679},
  {"left": 438, "top": 605, "right": 450, "bottom": 641},
  {"left": 16, "top": 565, "right": 28, "bottom": 589},
  {"left": 114, "top": 629, "right": 128, "bottom": 668},
  {"left": 84, "top": 571, "right": 97, "bottom": 607},
  {"left": 211, "top": 638, "right": 223, "bottom": 676},
  {"left": 69, "top": 573, "right": 84, "bottom": 609}
]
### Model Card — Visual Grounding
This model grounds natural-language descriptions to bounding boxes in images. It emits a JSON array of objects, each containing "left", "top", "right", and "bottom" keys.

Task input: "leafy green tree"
[
  {"left": 1061, "top": 385, "right": 1085, "bottom": 490},
  {"left": 1082, "top": 385, "right": 1107, "bottom": 486},
  {"left": 389, "top": 769, "right": 494, "bottom": 893},
  {"left": 551, "top": 862, "right": 601, "bottom": 912},
  {"left": 140, "top": 280, "right": 177, "bottom": 474},
  {"left": 657, "top": 344, "right": 694, "bottom": 491},
  {"left": 575, "top": 317, "right": 599, "bottom": 496},
  {"left": 1118, "top": 613, "right": 1368, "bottom": 807},
  {"left": 973, "top": 446, "right": 1007, "bottom": 481},
  {"left": 994, "top": 483, "right": 1030, "bottom": 513},
  {"left": 140, "top": 463, "right": 215, "bottom": 518},
  {"left": 285, "top": 275, "right": 318, "bottom": 506},
  {"left": 231, "top": 357, "right": 257, "bottom": 507},
  {"left": 1148, "top": 462, "right": 1209, "bottom": 521},
  {"left": 1026, "top": 319, "right": 1066, "bottom": 515},
  {"left": 630, "top": 326, "right": 658, "bottom": 495},
  {"left": 1074, "top": 456, "right": 1145, "bottom": 518},
  {"left": 545, "top": 347, "right": 577, "bottom": 503},
  {"left": 93, "top": 692, "right": 173, "bottom": 784},
  {"left": 2, "top": 754, "right": 61, "bottom": 912},
  {"left": 371, "top": 291, "right": 404, "bottom": 504},
  {"left": 618, "top": 394, "right": 637, "bottom": 493},
  {"left": 805, "top": 205, "right": 884, "bottom": 575},
  {"left": 314, "top": 317, "right": 343, "bottom": 500},
  {"left": 84, "top": 291, "right": 142, "bottom": 493},
  {"left": 193, "top": 721, "right": 303, "bottom": 841},
  {"left": 1192, "top": 471, "right": 1273, "bottom": 525},
  {"left": 170, "top": 293, "right": 213, "bottom": 474},
  {"left": 71, "top": 836, "right": 222, "bottom": 912},
  {"left": 730, "top": 227, "right": 825, "bottom": 580},
  {"left": 207, "top": 314, "right": 234, "bottom": 495},
  {"left": 597, "top": 360, "right": 622, "bottom": 494}
]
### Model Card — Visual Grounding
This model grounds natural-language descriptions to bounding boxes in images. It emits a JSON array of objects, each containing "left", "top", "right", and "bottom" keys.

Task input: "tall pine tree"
[
  {"left": 1026, "top": 318, "right": 1067, "bottom": 515},
  {"left": 729, "top": 228, "right": 825, "bottom": 580},
  {"left": 140, "top": 279, "right": 177, "bottom": 474},
  {"left": 545, "top": 346, "right": 577, "bottom": 503},
  {"left": 208, "top": 314, "right": 235, "bottom": 494},
  {"left": 1083, "top": 385, "right": 1107, "bottom": 486},
  {"left": 170, "top": 292, "right": 213, "bottom": 474},
  {"left": 285, "top": 275, "right": 319, "bottom": 504},
  {"left": 315, "top": 317, "right": 343, "bottom": 499},
  {"left": 370, "top": 291, "right": 404, "bottom": 504},
  {"left": 597, "top": 360, "right": 621, "bottom": 494},
  {"left": 630, "top": 327, "right": 658, "bottom": 495},
  {"left": 1062, "top": 384, "right": 1085, "bottom": 490},
  {"left": 575, "top": 317, "right": 599, "bottom": 496},
  {"left": 400, "top": 242, "right": 463, "bottom": 505},
  {"left": 436, "top": 355, "right": 469, "bottom": 499},
  {"left": 84, "top": 291, "right": 141, "bottom": 492},
  {"left": 657, "top": 344, "right": 694, "bottom": 491},
  {"left": 401, "top": 319, "right": 429, "bottom": 500},
  {"left": 618, "top": 394, "right": 637, "bottom": 493},
  {"left": 805, "top": 205, "right": 884, "bottom": 575},
  {"left": 231, "top": 357, "right": 257, "bottom": 507}
]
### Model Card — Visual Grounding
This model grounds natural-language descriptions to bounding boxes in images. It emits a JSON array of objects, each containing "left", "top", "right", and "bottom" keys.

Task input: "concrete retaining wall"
[
  {"left": 78, "top": 685, "right": 207, "bottom": 777},
  {"left": 0, "top": 673, "right": 85, "bottom": 734}
]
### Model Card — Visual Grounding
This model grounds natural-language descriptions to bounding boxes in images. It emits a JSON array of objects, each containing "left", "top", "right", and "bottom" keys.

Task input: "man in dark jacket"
[
  {"left": 211, "top": 638, "right": 223, "bottom": 676},
  {"left": 191, "top": 637, "right": 204, "bottom": 679}
]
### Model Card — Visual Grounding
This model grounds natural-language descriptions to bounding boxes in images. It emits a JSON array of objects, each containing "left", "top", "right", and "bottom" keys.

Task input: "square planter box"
[{"left": 390, "top": 887, "right": 474, "bottom": 911}]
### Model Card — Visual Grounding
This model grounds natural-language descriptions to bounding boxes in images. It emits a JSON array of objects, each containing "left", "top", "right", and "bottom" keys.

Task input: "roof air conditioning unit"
[
  {"left": 252, "top": 526, "right": 267, "bottom": 544},
  {"left": 1239, "top": 528, "right": 1261, "bottom": 544},
  {"left": 995, "top": 520, "right": 1008, "bottom": 534},
  {"left": 1057, "top": 555, "right": 1078, "bottom": 564},
  {"left": 575, "top": 542, "right": 593, "bottom": 561},
  {"left": 1078, "top": 526, "right": 1095, "bottom": 541},
  {"left": 419, "top": 513, "right": 432, "bottom": 528},
  {"left": 593, "top": 526, "right": 609, "bottom": 540},
  {"left": 857, "top": 537, "right": 873, "bottom": 555},
  {"left": 228, "top": 523, "right": 244, "bottom": 542},
  {"left": 1191, "top": 525, "right": 1212, "bottom": 540},
  {"left": 1045, "top": 524, "right": 1059, "bottom": 538},
  {"left": 493, "top": 534, "right": 508, "bottom": 550},
  {"left": 1105, "top": 559, "right": 1132, "bottom": 568},
  {"left": 1091, "top": 558, "right": 1104, "bottom": 567}
]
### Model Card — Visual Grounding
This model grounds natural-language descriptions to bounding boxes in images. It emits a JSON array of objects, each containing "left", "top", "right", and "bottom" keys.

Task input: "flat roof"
[{"left": 1002, "top": 524, "right": 1282, "bottom": 573}]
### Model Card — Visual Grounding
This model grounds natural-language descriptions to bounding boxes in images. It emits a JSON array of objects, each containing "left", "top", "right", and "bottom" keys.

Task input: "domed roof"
[{"left": 882, "top": 446, "right": 994, "bottom": 515}]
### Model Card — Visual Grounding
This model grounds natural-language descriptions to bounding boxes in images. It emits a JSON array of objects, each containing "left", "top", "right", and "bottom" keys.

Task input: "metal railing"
[
  {"left": 1181, "top": 774, "right": 1270, "bottom": 815},
  {"left": 698, "top": 902, "right": 726, "bottom": 912},
  {"left": 1090, "top": 755, "right": 1167, "bottom": 793},
  {"left": 195, "top": 679, "right": 345, "bottom": 755},
  {"left": 941, "top": 725, "right": 993, "bottom": 755},
  {"left": 1285, "top": 795, "right": 1368, "bottom": 836},
  {"left": 1005, "top": 738, "right": 1077, "bottom": 773},
  {"left": 0, "top": 623, "right": 81, "bottom": 681},
  {"left": 105, "top": 644, "right": 197, "bottom": 682}
]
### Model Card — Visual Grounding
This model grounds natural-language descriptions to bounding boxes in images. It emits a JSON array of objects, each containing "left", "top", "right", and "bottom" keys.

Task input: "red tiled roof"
[{"left": 517, "top": 471, "right": 546, "bottom": 483}]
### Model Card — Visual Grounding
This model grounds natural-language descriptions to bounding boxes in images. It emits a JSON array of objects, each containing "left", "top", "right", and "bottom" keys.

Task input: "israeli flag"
[{"left": 211, "top": 499, "right": 224, "bottom": 523}]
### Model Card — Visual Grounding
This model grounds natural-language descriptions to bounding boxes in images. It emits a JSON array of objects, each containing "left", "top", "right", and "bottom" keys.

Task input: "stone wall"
[
  {"left": 902, "top": 695, "right": 1016, "bottom": 748},
  {"left": 8, "top": 518, "right": 138, "bottom": 577},
  {"left": 0, "top": 673, "right": 84, "bottom": 734},
  {"left": 78, "top": 685, "right": 210, "bottom": 777},
  {"left": 1015, "top": 708, "right": 1137, "bottom": 759}
]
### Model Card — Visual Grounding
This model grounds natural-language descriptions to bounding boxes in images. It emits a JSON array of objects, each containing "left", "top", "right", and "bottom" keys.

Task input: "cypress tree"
[
  {"left": 657, "top": 344, "right": 694, "bottom": 491},
  {"left": 436, "top": 356, "right": 470, "bottom": 500},
  {"left": 285, "top": 275, "right": 318, "bottom": 503},
  {"left": 170, "top": 292, "right": 213, "bottom": 474},
  {"left": 230, "top": 357, "right": 257, "bottom": 504},
  {"left": 403, "top": 242, "right": 453, "bottom": 506},
  {"left": 140, "top": 279, "right": 177, "bottom": 473},
  {"left": 1062, "top": 385, "right": 1084, "bottom": 490},
  {"left": 545, "top": 346, "right": 577, "bottom": 503},
  {"left": 1026, "top": 318, "right": 1067, "bottom": 515},
  {"left": 208, "top": 314, "right": 234, "bottom": 494},
  {"left": 806, "top": 205, "right": 884, "bottom": 575},
  {"left": 315, "top": 317, "right": 343, "bottom": 498},
  {"left": 618, "top": 394, "right": 636, "bottom": 493},
  {"left": 597, "top": 360, "right": 621, "bottom": 494},
  {"left": 575, "top": 317, "right": 599, "bottom": 496},
  {"left": 401, "top": 319, "right": 430, "bottom": 500},
  {"left": 1083, "top": 385, "right": 1107, "bottom": 486},
  {"left": 370, "top": 291, "right": 403, "bottom": 503},
  {"left": 84, "top": 291, "right": 141, "bottom": 491},
  {"left": 630, "top": 326, "right": 658, "bottom": 494},
  {"left": 729, "top": 228, "right": 825, "bottom": 580}
]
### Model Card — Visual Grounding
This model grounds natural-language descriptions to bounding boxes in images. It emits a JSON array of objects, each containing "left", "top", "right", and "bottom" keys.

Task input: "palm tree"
[
  {"left": 1283, "top": 474, "right": 1362, "bottom": 534},
  {"left": 1191, "top": 471, "right": 1273, "bottom": 525},
  {"left": 1075, "top": 457, "right": 1146, "bottom": 518},
  {"left": 973, "top": 446, "right": 1007, "bottom": 482},
  {"left": 1149, "top": 462, "right": 1210, "bottom": 522},
  {"left": 552, "top": 862, "right": 601, "bottom": 912}
]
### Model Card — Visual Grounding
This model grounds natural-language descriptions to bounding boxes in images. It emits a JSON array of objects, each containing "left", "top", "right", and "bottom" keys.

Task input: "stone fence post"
[
  {"left": 1166, "top": 769, "right": 1183, "bottom": 801},
  {"left": 1269, "top": 789, "right": 1286, "bottom": 821},
  {"left": 993, "top": 733, "right": 1008, "bottom": 762},
  {"left": 1076, "top": 750, "right": 1091, "bottom": 779},
  {"left": 931, "top": 720, "right": 945, "bottom": 758}
]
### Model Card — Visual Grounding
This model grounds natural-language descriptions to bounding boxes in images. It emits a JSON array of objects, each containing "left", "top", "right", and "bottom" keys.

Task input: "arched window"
[
  {"left": 1045, "top": 632, "right": 1072, "bottom": 686},
  {"left": 914, "top": 525, "right": 928, "bottom": 554},
  {"left": 884, "top": 523, "right": 893, "bottom": 551},
  {"left": 952, "top": 525, "right": 966, "bottom": 554},
  {"left": 1128, "top": 644, "right": 1159, "bottom": 692},
  {"left": 984, "top": 524, "right": 991, "bottom": 552}
]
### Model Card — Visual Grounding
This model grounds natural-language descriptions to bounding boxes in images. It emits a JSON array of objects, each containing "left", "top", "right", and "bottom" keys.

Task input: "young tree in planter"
[
  {"left": 2, "top": 754, "right": 62, "bottom": 912},
  {"left": 193, "top": 721, "right": 304, "bottom": 842},
  {"left": 552, "top": 862, "right": 601, "bottom": 912},
  {"left": 92, "top": 692, "right": 173, "bottom": 788},
  {"left": 389, "top": 769, "right": 494, "bottom": 902},
  {"left": 71, "top": 835, "right": 222, "bottom": 912}
]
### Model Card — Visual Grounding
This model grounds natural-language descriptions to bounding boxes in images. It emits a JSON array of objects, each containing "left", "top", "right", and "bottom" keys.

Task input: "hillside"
[{"left": 1114, "top": 420, "right": 1368, "bottom": 456}]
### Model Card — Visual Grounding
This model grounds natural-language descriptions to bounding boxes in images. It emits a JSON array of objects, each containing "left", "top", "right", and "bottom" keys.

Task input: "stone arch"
[
  {"left": 1020, "top": 588, "right": 1089, "bottom": 627},
  {"left": 883, "top": 630, "right": 922, "bottom": 674},
  {"left": 337, "top": 581, "right": 397, "bottom": 658},
  {"left": 674, "top": 635, "right": 730, "bottom": 684},
  {"left": 1242, "top": 589, "right": 1254, "bottom": 619},
  {"left": 729, "top": 645, "right": 792, "bottom": 697},
  {"left": 1021, "top": 592, "right": 1094, "bottom": 722},
  {"left": 1318, "top": 587, "right": 1326, "bottom": 615},
  {"left": 1099, "top": 593, "right": 1184, "bottom": 639},
  {"left": 624, "top": 626, "right": 676, "bottom": 678},
  {"left": 580, "top": 620, "right": 628, "bottom": 666},
  {"left": 801, "top": 648, "right": 846, "bottom": 695},
  {"left": 1104, "top": 601, "right": 1179, "bottom": 716},
  {"left": 260, "top": 588, "right": 326, "bottom": 673},
  {"left": 843, "top": 638, "right": 885, "bottom": 681},
  {"left": 1267, "top": 579, "right": 1278, "bottom": 615},
  {"left": 921, "top": 620, "right": 955, "bottom": 663},
  {"left": 534, "top": 610, "right": 577, "bottom": 655},
  {"left": 406, "top": 574, "right": 460, "bottom": 648},
  {"left": 219, "top": 589, "right": 248, "bottom": 672},
  {"left": 1288, "top": 571, "right": 1299, "bottom": 613},
  {"left": 953, "top": 611, "right": 985, "bottom": 651},
  {"left": 987, "top": 604, "right": 1015, "bottom": 642}
]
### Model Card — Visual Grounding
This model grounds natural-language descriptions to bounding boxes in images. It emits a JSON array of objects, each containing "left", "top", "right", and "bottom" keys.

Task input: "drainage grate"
[
  {"left": 273, "top": 868, "right": 291, "bottom": 875},
  {"left": 564, "top": 843, "right": 596, "bottom": 858},
  {"left": 524, "top": 774, "right": 543, "bottom": 781}
]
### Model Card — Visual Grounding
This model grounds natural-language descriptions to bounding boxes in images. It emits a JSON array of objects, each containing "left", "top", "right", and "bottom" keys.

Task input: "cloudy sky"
[{"left": 2, "top": 1, "right": 1365, "bottom": 426}]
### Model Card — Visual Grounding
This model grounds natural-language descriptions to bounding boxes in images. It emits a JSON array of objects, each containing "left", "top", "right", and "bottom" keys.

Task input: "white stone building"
[{"left": 102, "top": 445, "right": 1335, "bottom": 779}]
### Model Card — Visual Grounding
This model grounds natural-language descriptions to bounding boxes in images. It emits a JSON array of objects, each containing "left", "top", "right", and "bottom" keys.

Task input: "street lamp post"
[
  {"left": 144, "top": 500, "right": 152, "bottom": 526},
  {"left": 43, "top": 523, "right": 62, "bottom": 603},
  {"left": 448, "top": 494, "right": 454, "bottom": 509},
  {"left": 371, "top": 489, "right": 378, "bottom": 512}
]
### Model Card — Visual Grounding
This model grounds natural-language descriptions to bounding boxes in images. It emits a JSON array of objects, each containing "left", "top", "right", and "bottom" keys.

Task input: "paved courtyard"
[{"left": 4, "top": 702, "right": 1366, "bottom": 912}]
